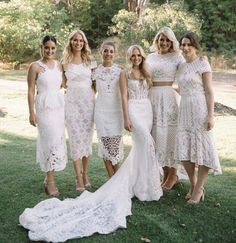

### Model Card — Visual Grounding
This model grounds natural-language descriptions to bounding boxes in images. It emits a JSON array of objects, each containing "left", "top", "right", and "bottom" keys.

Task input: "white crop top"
[{"left": 146, "top": 52, "right": 185, "bottom": 82}]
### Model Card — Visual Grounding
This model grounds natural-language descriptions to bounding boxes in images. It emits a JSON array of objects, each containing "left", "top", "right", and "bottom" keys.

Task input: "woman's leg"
[
  {"left": 73, "top": 159, "right": 85, "bottom": 192},
  {"left": 113, "top": 163, "right": 120, "bottom": 174},
  {"left": 189, "top": 165, "right": 209, "bottom": 203},
  {"left": 45, "top": 170, "right": 59, "bottom": 196},
  {"left": 182, "top": 161, "right": 196, "bottom": 198},
  {"left": 82, "top": 156, "right": 91, "bottom": 187},
  {"left": 161, "top": 166, "right": 169, "bottom": 186},
  {"left": 162, "top": 167, "right": 178, "bottom": 190},
  {"left": 104, "top": 160, "right": 115, "bottom": 178}
]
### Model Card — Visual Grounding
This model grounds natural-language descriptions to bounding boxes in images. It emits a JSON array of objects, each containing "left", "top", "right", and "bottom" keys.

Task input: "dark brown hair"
[
  {"left": 42, "top": 35, "right": 57, "bottom": 45},
  {"left": 179, "top": 32, "right": 201, "bottom": 50}
]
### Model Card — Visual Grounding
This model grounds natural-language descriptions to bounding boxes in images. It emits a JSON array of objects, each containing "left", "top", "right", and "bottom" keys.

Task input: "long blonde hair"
[
  {"left": 150, "top": 26, "right": 180, "bottom": 53},
  {"left": 61, "top": 29, "right": 91, "bottom": 66},
  {"left": 126, "top": 45, "right": 152, "bottom": 87}
]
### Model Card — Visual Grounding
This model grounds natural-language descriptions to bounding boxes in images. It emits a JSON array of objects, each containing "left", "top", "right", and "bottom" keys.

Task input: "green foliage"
[
  {"left": 57, "top": 0, "right": 124, "bottom": 48},
  {"left": 0, "top": 0, "right": 72, "bottom": 63},
  {"left": 109, "top": 2, "right": 201, "bottom": 51},
  {"left": 183, "top": 0, "right": 236, "bottom": 54}
]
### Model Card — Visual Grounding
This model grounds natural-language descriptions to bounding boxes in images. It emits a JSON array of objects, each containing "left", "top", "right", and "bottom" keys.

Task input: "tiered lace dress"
[
  {"left": 19, "top": 78, "right": 163, "bottom": 243},
  {"left": 35, "top": 60, "right": 67, "bottom": 172},
  {"left": 65, "top": 63, "right": 95, "bottom": 161},
  {"left": 174, "top": 58, "right": 221, "bottom": 174},
  {"left": 93, "top": 64, "right": 123, "bottom": 164},
  {"left": 147, "top": 52, "right": 186, "bottom": 178}
]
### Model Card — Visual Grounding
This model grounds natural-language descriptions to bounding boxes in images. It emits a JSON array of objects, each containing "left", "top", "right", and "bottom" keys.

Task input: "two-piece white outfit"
[
  {"left": 64, "top": 63, "right": 95, "bottom": 161},
  {"left": 175, "top": 58, "right": 221, "bottom": 174},
  {"left": 147, "top": 52, "right": 186, "bottom": 177},
  {"left": 19, "top": 77, "right": 163, "bottom": 242},
  {"left": 35, "top": 60, "right": 67, "bottom": 172},
  {"left": 93, "top": 64, "right": 124, "bottom": 164}
]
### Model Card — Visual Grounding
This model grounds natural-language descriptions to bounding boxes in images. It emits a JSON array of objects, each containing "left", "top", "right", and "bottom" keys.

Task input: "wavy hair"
[
  {"left": 61, "top": 30, "right": 91, "bottom": 66},
  {"left": 126, "top": 45, "right": 152, "bottom": 87},
  {"left": 150, "top": 27, "right": 180, "bottom": 53}
]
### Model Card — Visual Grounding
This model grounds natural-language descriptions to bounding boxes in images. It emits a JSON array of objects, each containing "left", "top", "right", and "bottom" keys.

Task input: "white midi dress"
[
  {"left": 93, "top": 64, "right": 124, "bottom": 164},
  {"left": 147, "top": 52, "right": 187, "bottom": 178},
  {"left": 174, "top": 58, "right": 221, "bottom": 174},
  {"left": 35, "top": 60, "right": 67, "bottom": 172},
  {"left": 65, "top": 63, "right": 95, "bottom": 161},
  {"left": 19, "top": 78, "right": 163, "bottom": 242}
]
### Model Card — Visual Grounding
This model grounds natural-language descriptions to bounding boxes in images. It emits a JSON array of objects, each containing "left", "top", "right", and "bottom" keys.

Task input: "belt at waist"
[{"left": 152, "top": 81, "right": 173, "bottom": 86}]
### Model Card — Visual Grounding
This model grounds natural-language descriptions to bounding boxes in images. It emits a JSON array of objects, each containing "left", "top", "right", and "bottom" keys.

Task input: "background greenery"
[{"left": 0, "top": 0, "right": 235, "bottom": 68}]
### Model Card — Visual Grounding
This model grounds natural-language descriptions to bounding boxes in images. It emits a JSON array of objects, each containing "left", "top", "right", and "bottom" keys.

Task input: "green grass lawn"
[{"left": 0, "top": 74, "right": 236, "bottom": 243}]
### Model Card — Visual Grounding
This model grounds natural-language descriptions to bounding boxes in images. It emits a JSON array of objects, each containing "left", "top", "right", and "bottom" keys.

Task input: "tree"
[
  {"left": 0, "top": 0, "right": 72, "bottom": 65},
  {"left": 109, "top": 2, "right": 201, "bottom": 51}
]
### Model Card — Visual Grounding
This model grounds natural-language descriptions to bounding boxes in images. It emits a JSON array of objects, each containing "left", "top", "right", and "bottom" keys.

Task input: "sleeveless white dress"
[
  {"left": 35, "top": 60, "right": 67, "bottom": 172},
  {"left": 93, "top": 64, "right": 124, "bottom": 165},
  {"left": 147, "top": 52, "right": 187, "bottom": 178},
  {"left": 175, "top": 58, "right": 221, "bottom": 174},
  {"left": 19, "top": 78, "right": 163, "bottom": 242},
  {"left": 65, "top": 63, "right": 95, "bottom": 161}
]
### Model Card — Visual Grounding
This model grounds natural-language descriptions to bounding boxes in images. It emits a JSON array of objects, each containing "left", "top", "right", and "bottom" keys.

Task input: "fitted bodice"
[
  {"left": 36, "top": 60, "right": 62, "bottom": 93},
  {"left": 65, "top": 63, "right": 92, "bottom": 88},
  {"left": 94, "top": 64, "right": 122, "bottom": 111},
  {"left": 35, "top": 60, "right": 63, "bottom": 111},
  {"left": 146, "top": 52, "right": 184, "bottom": 82},
  {"left": 128, "top": 79, "right": 149, "bottom": 100},
  {"left": 177, "top": 58, "right": 212, "bottom": 96}
]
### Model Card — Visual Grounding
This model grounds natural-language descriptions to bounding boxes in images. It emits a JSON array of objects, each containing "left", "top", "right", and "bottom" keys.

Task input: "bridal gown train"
[{"left": 19, "top": 79, "right": 163, "bottom": 242}]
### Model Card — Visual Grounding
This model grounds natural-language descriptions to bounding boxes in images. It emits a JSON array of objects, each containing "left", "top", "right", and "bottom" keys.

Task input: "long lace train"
[{"left": 19, "top": 97, "right": 163, "bottom": 242}]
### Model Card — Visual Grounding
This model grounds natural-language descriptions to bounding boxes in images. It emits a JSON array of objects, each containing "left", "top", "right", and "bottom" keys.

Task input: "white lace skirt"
[
  {"left": 65, "top": 86, "right": 95, "bottom": 161},
  {"left": 149, "top": 87, "right": 179, "bottom": 167},
  {"left": 94, "top": 99, "right": 124, "bottom": 165},
  {"left": 174, "top": 94, "right": 221, "bottom": 174},
  {"left": 35, "top": 92, "right": 67, "bottom": 172}
]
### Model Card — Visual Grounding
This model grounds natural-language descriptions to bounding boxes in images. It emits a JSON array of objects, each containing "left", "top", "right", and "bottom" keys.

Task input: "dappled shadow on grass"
[
  {"left": 215, "top": 102, "right": 236, "bottom": 116},
  {"left": 0, "top": 130, "right": 235, "bottom": 242},
  {"left": 0, "top": 107, "right": 7, "bottom": 117}
]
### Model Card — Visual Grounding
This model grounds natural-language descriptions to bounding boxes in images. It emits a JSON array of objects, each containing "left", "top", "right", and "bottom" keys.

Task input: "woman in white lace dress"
[
  {"left": 93, "top": 41, "right": 124, "bottom": 177},
  {"left": 27, "top": 35, "right": 67, "bottom": 196},
  {"left": 19, "top": 45, "right": 162, "bottom": 243},
  {"left": 62, "top": 30, "right": 95, "bottom": 192},
  {"left": 146, "top": 27, "right": 186, "bottom": 191},
  {"left": 175, "top": 32, "right": 221, "bottom": 204}
]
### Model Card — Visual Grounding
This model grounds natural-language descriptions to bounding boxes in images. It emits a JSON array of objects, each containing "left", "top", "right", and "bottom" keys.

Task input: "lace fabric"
[
  {"left": 146, "top": 52, "right": 184, "bottom": 82},
  {"left": 65, "top": 64, "right": 95, "bottom": 161},
  {"left": 175, "top": 58, "right": 221, "bottom": 174},
  {"left": 35, "top": 60, "right": 67, "bottom": 172},
  {"left": 19, "top": 77, "right": 163, "bottom": 242},
  {"left": 99, "top": 135, "right": 123, "bottom": 165},
  {"left": 94, "top": 64, "right": 124, "bottom": 163}
]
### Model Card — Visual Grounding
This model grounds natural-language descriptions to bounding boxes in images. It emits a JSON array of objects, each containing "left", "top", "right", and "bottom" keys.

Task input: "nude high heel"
[
  {"left": 75, "top": 175, "right": 85, "bottom": 192},
  {"left": 44, "top": 178, "right": 60, "bottom": 197},
  {"left": 162, "top": 175, "right": 179, "bottom": 192},
  {"left": 82, "top": 172, "right": 91, "bottom": 188},
  {"left": 187, "top": 187, "right": 205, "bottom": 205}
]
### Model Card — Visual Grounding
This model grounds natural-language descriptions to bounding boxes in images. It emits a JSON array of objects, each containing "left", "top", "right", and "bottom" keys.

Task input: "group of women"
[{"left": 20, "top": 27, "right": 221, "bottom": 242}]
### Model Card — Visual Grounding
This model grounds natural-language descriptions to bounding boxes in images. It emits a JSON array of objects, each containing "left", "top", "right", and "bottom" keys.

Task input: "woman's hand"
[
  {"left": 207, "top": 115, "right": 214, "bottom": 130},
  {"left": 124, "top": 119, "right": 132, "bottom": 132},
  {"left": 29, "top": 113, "right": 37, "bottom": 127}
]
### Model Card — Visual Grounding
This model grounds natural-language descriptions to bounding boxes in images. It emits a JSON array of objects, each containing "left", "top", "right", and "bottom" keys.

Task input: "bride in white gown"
[{"left": 19, "top": 45, "right": 163, "bottom": 242}]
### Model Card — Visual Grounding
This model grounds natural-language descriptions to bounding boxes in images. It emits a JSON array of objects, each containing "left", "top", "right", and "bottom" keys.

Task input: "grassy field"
[{"left": 0, "top": 71, "right": 236, "bottom": 243}]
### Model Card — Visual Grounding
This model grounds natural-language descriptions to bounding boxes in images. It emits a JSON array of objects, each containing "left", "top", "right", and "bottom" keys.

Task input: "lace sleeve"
[{"left": 199, "top": 59, "right": 212, "bottom": 74}]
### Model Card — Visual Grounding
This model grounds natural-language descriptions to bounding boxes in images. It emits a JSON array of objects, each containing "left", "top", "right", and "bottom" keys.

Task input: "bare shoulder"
[{"left": 28, "top": 61, "right": 41, "bottom": 73}]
